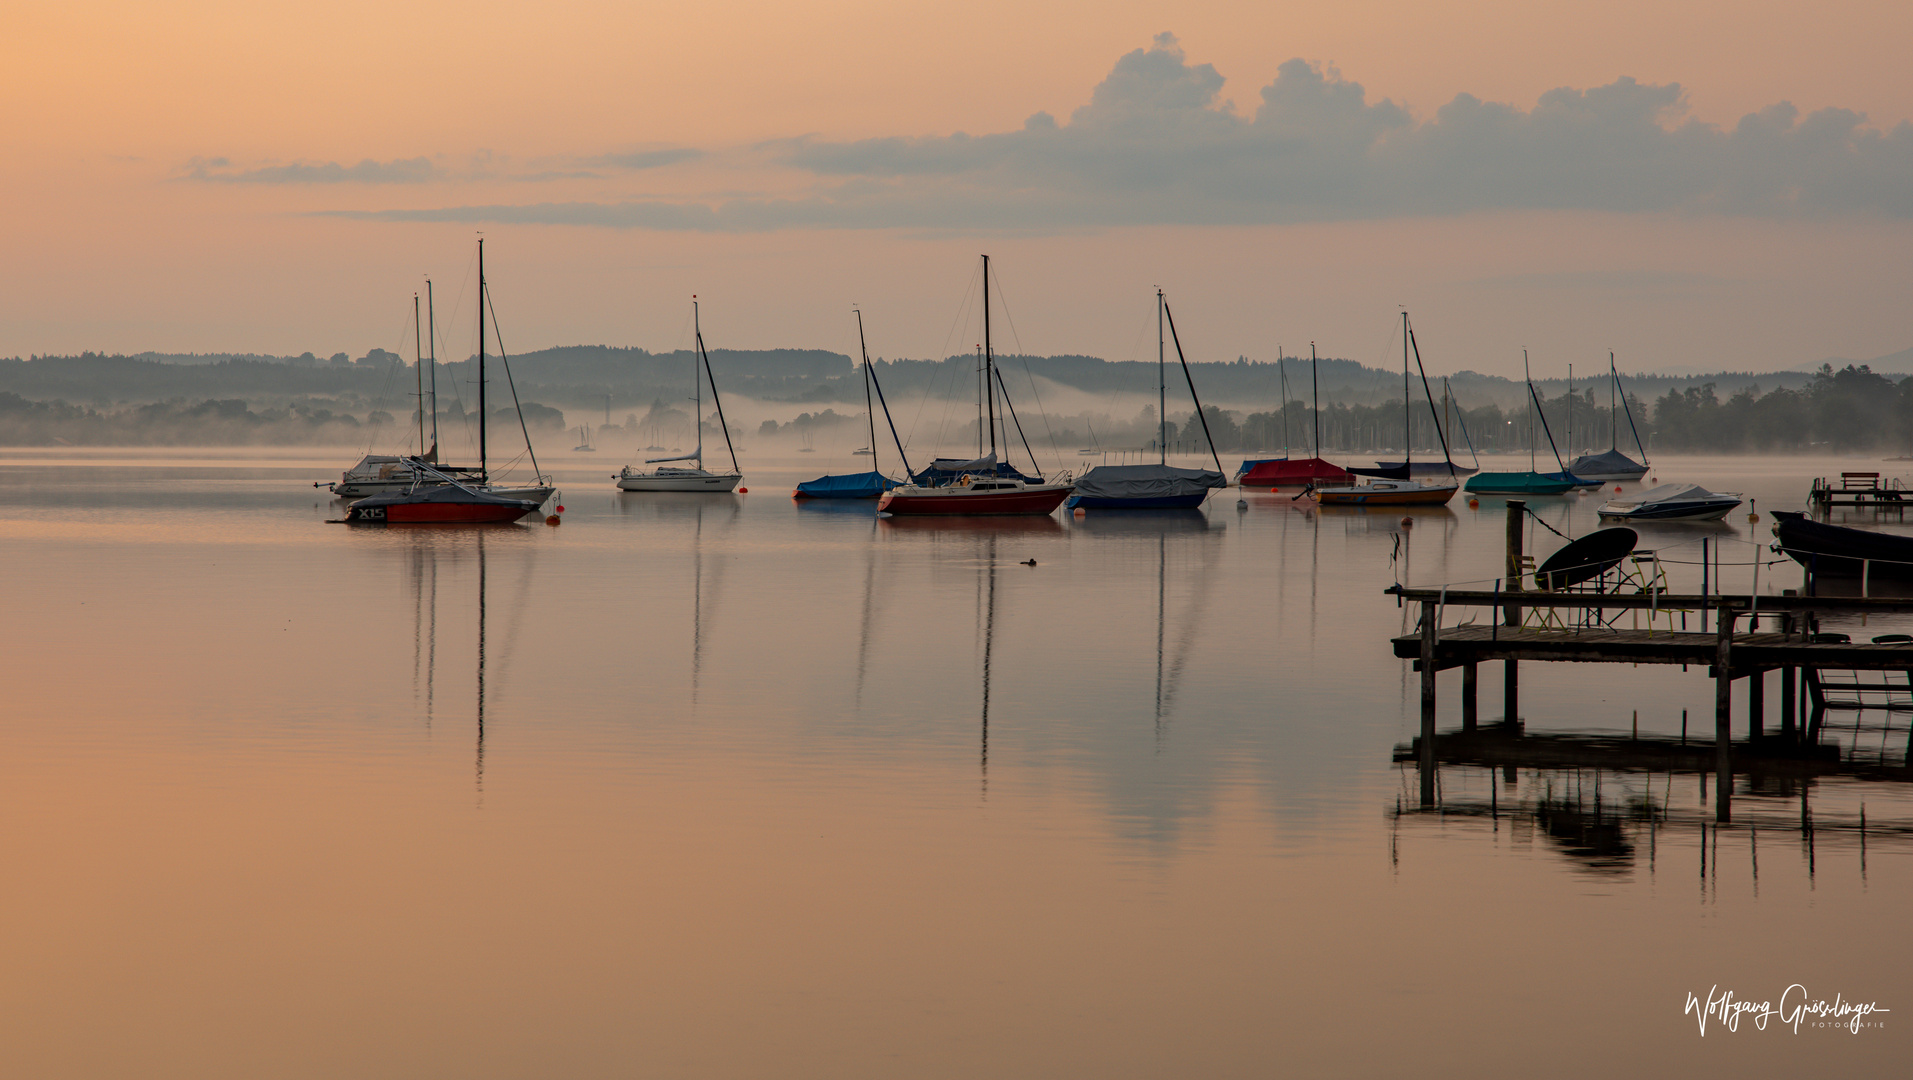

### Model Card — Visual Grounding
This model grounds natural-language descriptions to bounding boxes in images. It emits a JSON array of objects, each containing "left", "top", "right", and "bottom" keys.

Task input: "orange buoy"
[
  {"left": 1614, "top": 485, "right": 1622, "bottom": 494},
  {"left": 545, "top": 515, "right": 561, "bottom": 525},
  {"left": 1072, "top": 507, "right": 1086, "bottom": 517},
  {"left": 738, "top": 487, "right": 748, "bottom": 493},
  {"left": 1468, "top": 497, "right": 1479, "bottom": 509},
  {"left": 555, "top": 505, "right": 565, "bottom": 513},
  {"left": 1747, "top": 498, "right": 1759, "bottom": 524},
  {"left": 1400, "top": 516, "right": 1414, "bottom": 528}
]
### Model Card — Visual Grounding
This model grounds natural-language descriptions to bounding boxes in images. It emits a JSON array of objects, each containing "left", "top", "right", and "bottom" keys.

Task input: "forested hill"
[{"left": 0, "top": 345, "right": 1823, "bottom": 414}]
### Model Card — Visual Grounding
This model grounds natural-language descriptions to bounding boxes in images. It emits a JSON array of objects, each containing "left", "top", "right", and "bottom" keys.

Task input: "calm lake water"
[{"left": 0, "top": 448, "right": 1904, "bottom": 1076}]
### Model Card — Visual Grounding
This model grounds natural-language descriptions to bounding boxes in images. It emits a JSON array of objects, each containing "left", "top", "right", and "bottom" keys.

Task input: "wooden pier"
[
  {"left": 1387, "top": 586, "right": 1913, "bottom": 822},
  {"left": 1809, "top": 472, "right": 1908, "bottom": 514}
]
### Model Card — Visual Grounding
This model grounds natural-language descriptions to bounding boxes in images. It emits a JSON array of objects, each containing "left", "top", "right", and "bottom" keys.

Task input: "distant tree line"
[{"left": 0, "top": 392, "right": 566, "bottom": 447}]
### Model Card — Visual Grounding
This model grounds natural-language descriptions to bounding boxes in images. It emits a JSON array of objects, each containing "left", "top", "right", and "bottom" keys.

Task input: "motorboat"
[
  {"left": 878, "top": 473, "right": 1073, "bottom": 516},
  {"left": 1771, "top": 510, "right": 1913, "bottom": 579},
  {"left": 617, "top": 299, "right": 744, "bottom": 493},
  {"left": 1596, "top": 482, "right": 1741, "bottom": 522}
]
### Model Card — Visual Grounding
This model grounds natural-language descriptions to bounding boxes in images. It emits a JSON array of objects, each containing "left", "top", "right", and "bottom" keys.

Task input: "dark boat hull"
[
  {"left": 878, "top": 486, "right": 1072, "bottom": 516},
  {"left": 1064, "top": 492, "right": 1209, "bottom": 510},
  {"left": 1773, "top": 511, "right": 1913, "bottom": 578},
  {"left": 345, "top": 488, "right": 542, "bottom": 524}
]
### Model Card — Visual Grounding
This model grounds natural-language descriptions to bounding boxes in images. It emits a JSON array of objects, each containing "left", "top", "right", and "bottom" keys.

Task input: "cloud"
[
  {"left": 325, "top": 33, "right": 1913, "bottom": 230},
  {"left": 188, "top": 156, "right": 439, "bottom": 183},
  {"left": 586, "top": 148, "right": 704, "bottom": 170}
]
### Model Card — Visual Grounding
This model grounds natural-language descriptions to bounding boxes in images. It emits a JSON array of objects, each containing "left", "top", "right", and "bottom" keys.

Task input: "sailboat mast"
[
  {"left": 1524, "top": 349, "right": 1534, "bottom": 472},
  {"left": 982, "top": 254, "right": 997, "bottom": 460},
  {"left": 1567, "top": 363, "right": 1573, "bottom": 456},
  {"left": 1311, "top": 342, "right": 1321, "bottom": 457},
  {"left": 693, "top": 299, "right": 704, "bottom": 466},
  {"left": 413, "top": 293, "right": 425, "bottom": 456},
  {"left": 1157, "top": 288, "right": 1166, "bottom": 465},
  {"left": 477, "top": 239, "right": 487, "bottom": 482},
  {"left": 1609, "top": 351, "right": 1618, "bottom": 452},
  {"left": 1402, "top": 311, "right": 1411, "bottom": 468},
  {"left": 857, "top": 308, "right": 877, "bottom": 474},
  {"left": 426, "top": 279, "right": 439, "bottom": 457},
  {"left": 1278, "top": 348, "right": 1290, "bottom": 457}
]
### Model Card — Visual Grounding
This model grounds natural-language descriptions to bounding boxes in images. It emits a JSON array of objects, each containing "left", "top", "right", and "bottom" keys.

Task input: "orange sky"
[{"left": 4, "top": 1, "right": 1911, "bottom": 374}]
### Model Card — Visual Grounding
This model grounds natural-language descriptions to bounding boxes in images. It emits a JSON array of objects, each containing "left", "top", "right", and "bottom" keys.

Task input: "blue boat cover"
[
  {"left": 1071, "top": 463, "right": 1225, "bottom": 502},
  {"left": 910, "top": 452, "right": 1041, "bottom": 487},
  {"left": 795, "top": 470, "right": 899, "bottom": 498},
  {"left": 1236, "top": 458, "right": 1283, "bottom": 476}
]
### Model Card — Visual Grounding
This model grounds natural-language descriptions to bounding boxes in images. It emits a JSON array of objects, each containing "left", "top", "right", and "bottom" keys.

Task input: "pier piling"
[
  {"left": 1714, "top": 606, "right": 1735, "bottom": 823},
  {"left": 1462, "top": 662, "right": 1478, "bottom": 730},
  {"left": 1420, "top": 600, "right": 1437, "bottom": 806}
]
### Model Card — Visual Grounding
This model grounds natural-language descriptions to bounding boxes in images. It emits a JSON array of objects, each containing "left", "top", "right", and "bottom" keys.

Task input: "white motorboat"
[
  {"left": 1597, "top": 482, "right": 1741, "bottom": 522},
  {"left": 616, "top": 299, "right": 743, "bottom": 493}
]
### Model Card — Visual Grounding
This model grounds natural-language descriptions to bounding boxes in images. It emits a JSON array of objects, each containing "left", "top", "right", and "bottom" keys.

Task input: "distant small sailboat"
[
  {"left": 1066, "top": 289, "right": 1225, "bottom": 511},
  {"left": 1466, "top": 352, "right": 1580, "bottom": 496},
  {"left": 573, "top": 424, "right": 595, "bottom": 452},
  {"left": 794, "top": 310, "right": 905, "bottom": 500},
  {"left": 1240, "top": 343, "right": 1353, "bottom": 489},
  {"left": 879, "top": 255, "right": 1073, "bottom": 516},
  {"left": 1313, "top": 313, "right": 1459, "bottom": 507},
  {"left": 1568, "top": 353, "right": 1651, "bottom": 482},
  {"left": 616, "top": 299, "right": 743, "bottom": 493}
]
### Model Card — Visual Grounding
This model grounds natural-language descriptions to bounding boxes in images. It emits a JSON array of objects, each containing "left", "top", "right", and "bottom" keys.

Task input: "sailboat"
[
  {"left": 1312, "top": 312, "right": 1460, "bottom": 506},
  {"left": 878, "top": 255, "right": 1073, "bottom": 516},
  {"left": 616, "top": 299, "right": 743, "bottom": 492},
  {"left": 794, "top": 309, "right": 907, "bottom": 500},
  {"left": 1465, "top": 352, "right": 1579, "bottom": 496},
  {"left": 573, "top": 424, "right": 595, "bottom": 452},
  {"left": 342, "top": 241, "right": 557, "bottom": 522},
  {"left": 1567, "top": 353, "right": 1651, "bottom": 482},
  {"left": 1239, "top": 343, "right": 1354, "bottom": 489},
  {"left": 1368, "top": 375, "right": 1482, "bottom": 477},
  {"left": 1065, "top": 289, "right": 1225, "bottom": 510},
  {"left": 322, "top": 283, "right": 471, "bottom": 498}
]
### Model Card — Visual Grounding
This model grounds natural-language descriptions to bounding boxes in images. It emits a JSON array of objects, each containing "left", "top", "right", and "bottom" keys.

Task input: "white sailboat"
[{"left": 616, "top": 299, "right": 743, "bottom": 492}]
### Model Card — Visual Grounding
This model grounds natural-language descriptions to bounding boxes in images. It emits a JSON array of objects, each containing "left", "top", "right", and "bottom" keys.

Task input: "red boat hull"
[{"left": 878, "top": 486, "right": 1072, "bottom": 516}]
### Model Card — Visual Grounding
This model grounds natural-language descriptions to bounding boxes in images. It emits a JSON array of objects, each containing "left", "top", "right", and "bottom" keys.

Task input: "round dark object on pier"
[
  {"left": 1811, "top": 632, "right": 1852, "bottom": 644},
  {"left": 1534, "top": 527, "right": 1638, "bottom": 590}
]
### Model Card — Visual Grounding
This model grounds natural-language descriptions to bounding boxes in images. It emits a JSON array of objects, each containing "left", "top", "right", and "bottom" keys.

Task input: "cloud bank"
[
  {"left": 190, "top": 156, "right": 439, "bottom": 184},
  {"left": 329, "top": 33, "right": 1913, "bottom": 230}
]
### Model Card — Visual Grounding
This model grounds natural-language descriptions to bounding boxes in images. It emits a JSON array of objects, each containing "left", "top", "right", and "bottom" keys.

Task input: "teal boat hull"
[{"left": 1464, "top": 471, "right": 1576, "bottom": 495}]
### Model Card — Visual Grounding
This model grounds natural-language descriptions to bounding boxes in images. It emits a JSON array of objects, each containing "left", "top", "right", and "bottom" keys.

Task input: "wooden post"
[
  {"left": 1504, "top": 500, "right": 1525, "bottom": 627},
  {"left": 1748, "top": 668, "right": 1765, "bottom": 741},
  {"left": 1462, "top": 662, "right": 1478, "bottom": 731},
  {"left": 1504, "top": 659, "right": 1519, "bottom": 725},
  {"left": 1781, "top": 664, "right": 1797, "bottom": 741},
  {"left": 1420, "top": 600, "right": 1437, "bottom": 807},
  {"left": 1715, "top": 605, "right": 1734, "bottom": 823}
]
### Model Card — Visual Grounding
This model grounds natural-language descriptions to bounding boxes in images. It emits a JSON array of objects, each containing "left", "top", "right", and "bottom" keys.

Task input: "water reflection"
[{"left": 1394, "top": 717, "right": 1913, "bottom": 884}]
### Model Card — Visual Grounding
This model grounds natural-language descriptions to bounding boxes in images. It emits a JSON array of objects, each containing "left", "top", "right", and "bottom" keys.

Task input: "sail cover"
[
  {"left": 911, "top": 452, "right": 1041, "bottom": 486},
  {"left": 1567, "top": 448, "right": 1647, "bottom": 474},
  {"left": 794, "top": 471, "right": 899, "bottom": 499},
  {"left": 1071, "top": 463, "right": 1224, "bottom": 501}
]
